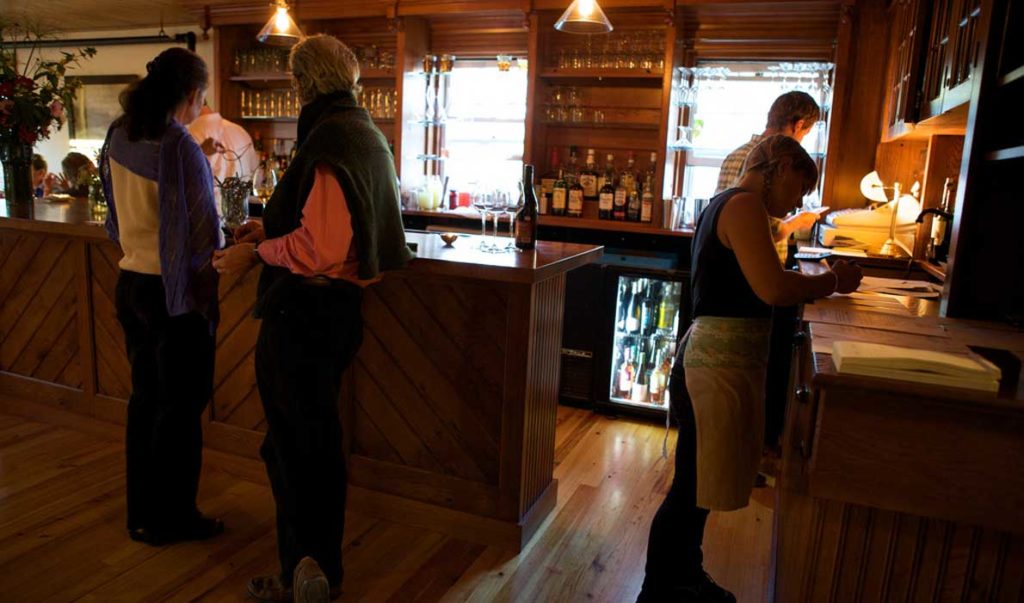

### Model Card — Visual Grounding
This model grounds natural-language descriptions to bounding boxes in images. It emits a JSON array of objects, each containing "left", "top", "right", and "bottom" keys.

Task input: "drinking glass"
[
  {"left": 472, "top": 192, "right": 495, "bottom": 251},
  {"left": 490, "top": 190, "right": 510, "bottom": 253}
]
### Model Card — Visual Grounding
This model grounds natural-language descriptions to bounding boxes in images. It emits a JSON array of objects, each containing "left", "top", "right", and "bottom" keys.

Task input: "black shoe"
[
  {"left": 129, "top": 515, "right": 224, "bottom": 546},
  {"left": 674, "top": 572, "right": 736, "bottom": 602},
  {"left": 637, "top": 572, "right": 736, "bottom": 603}
]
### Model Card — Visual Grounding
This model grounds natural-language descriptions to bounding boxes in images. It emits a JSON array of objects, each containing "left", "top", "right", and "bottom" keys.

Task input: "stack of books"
[{"left": 832, "top": 341, "right": 1002, "bottom": 392}]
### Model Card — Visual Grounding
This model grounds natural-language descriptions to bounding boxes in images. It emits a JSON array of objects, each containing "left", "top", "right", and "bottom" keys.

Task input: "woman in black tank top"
[{"left": 638, "top": 136, "right": 863, "bottom": 602}]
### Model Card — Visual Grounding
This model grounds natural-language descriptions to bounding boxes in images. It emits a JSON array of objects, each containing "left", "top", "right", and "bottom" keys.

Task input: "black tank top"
[{"left": 690, "top": 188, "right": 772, "bottom": 320}]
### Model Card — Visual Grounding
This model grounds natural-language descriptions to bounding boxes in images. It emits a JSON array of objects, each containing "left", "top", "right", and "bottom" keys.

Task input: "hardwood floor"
[{"left": 0, "top": 403, "right": 772, "bottom": 602}]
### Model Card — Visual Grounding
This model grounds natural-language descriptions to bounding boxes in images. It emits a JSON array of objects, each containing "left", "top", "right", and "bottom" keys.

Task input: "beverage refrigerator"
[{"left": 595, "top": 264, "right": 690, "bottom": 419}]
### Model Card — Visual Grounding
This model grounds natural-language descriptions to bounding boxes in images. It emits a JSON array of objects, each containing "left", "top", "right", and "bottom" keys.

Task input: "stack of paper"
[
  {"left": 857, "top": 276, "right": 942, "bottom": 298},
  {"left": 832, "top": 341, "right": 1002, "bottom": 392}
]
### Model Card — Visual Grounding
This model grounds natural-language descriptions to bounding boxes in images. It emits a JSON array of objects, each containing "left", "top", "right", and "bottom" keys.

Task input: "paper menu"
[{"left": 831, "top": 340, "right": 1001, "bottom": 391}]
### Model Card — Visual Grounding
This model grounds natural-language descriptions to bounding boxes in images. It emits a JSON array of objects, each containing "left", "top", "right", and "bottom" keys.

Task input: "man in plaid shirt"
[{"left": 715, "top": 91, "right": 823, "bottom": 249}]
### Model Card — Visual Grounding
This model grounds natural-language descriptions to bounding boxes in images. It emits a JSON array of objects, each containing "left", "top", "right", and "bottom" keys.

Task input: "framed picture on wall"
[{"left": 68, "top": 75, "right": 138, "bottom": 140}]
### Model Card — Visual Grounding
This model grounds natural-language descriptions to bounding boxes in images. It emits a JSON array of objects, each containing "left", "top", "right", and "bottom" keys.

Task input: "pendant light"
[
  {"left": 554, "top": 0, "right": 613, "bottom": 35},
  {"left": 257, "top": 0, "right": 304, "bottom": 46}
]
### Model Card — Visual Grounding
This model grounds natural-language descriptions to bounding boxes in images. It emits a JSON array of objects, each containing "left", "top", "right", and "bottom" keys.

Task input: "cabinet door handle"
[
  {"left": 795, "top": 386, "right": 812, "bottom": 404},
  {"left": 793, "top": 330, "right": 809, "bottom": 347},
  {"left": 798, "top": 439, "right": 810, "bottom": 459}
]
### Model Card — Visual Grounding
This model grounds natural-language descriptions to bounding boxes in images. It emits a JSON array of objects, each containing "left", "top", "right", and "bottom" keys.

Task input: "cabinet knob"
[
  {"left": 795, "top": 386, "right": 812, "bottom": 404},
  {"left": 793, "top": 330, "right": 809, "bottom": 346}
]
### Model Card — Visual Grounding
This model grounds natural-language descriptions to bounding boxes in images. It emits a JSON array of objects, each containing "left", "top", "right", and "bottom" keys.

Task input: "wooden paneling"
[
  {"left": 679, "top": 1, "right": 841, "bottom": 60},
  {"left": 779, "top": 495, "right": 1024, "bottom": 601},
  {"left": 821, "top": 0, "right": 891, "bottom": 210},
  {"left": 427, "top": 12, "right": 528, "bottom": 57},
  {"left": 88, "top": 242, "right": 130, "bottom": 401},
  {"left": 5, "top": 0, "right": 191, "bottom": 30},
  {"left": 0, "top": 231, "right": 82, "bottom": 390},
  {"left": 211, "top": 263, "right": 263, "bottom": 431}
]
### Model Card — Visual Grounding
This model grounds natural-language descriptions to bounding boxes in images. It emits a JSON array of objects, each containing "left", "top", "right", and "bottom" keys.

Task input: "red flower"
[
  {"left": 14, "top": 76, "right": 35, "bottom": 91},
  {"left": 0, "top": 81, "right": 13, "bottom": 97},
  {"left": 18, "top": 126, "right": 38, "bottom": 144}
]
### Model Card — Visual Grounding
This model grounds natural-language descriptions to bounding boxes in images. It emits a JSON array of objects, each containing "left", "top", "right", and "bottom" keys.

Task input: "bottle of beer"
[{"left": 516, "top": 164, "right": 539, "bottom": 251}]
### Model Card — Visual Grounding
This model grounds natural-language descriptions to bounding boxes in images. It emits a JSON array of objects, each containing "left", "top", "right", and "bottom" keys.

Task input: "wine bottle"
[
  {"left": 568, "top": 170, "right": 584, "bottom": 218},
  {"left": 540, "top": 149, "right": 560, "bottom": 215},
  {"left": 641, "top": 153, "right": 656, "bottom": 223},
  {"left": 625, "top": 282, "right": 640, "bottom": 333},
  {"left": 627, "top": 190, "right": 641, "bottom": 222},
  {"left": 515, "top": 164, "right": 539, "bottom": 250}
]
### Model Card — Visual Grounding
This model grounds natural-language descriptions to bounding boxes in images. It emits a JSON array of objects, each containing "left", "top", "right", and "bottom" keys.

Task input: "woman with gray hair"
[
  {"left": 638, "top": 136, "right": 861, "bottom": 602},
  {"left": 213, "top": 34, "right": 413, "bottom": 602}
]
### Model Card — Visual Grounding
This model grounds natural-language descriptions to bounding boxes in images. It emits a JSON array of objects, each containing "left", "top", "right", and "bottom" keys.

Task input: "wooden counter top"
[
  {"left": 403, "top": 231, "right": 602, "bottom": 283},
  {"left": 1, "top": 198, "right": 108, "bottom": 240},
  {"left": 402, "top": 208, "right": 694, "bottom": 238}
]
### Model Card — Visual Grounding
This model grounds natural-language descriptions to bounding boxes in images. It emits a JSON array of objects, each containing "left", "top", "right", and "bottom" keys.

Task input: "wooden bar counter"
[
  {"left": 775, "top": 263, "right": 1024, "bottom": 600},
  {"left": 0, "top": 198, "right": 602, "bottom": 550}
]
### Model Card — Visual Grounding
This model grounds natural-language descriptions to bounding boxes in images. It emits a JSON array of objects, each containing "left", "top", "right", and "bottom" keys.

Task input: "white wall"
[{"left": 22, "top": 25, "right": 215, "bottom": 173}]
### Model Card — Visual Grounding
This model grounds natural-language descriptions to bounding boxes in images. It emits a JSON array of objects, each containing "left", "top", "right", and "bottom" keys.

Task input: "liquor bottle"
[
  {"left": 639, "top": 283, "right": 652, "bottom": 335},
  {"left": 613, "top": 172, "right": 628, "bottom": 221},
  {"left": 579, "top": 148, "right": 599, "bottom": 201},
  {"left": 928, "top": 177, "right": 954, "bottom": 262},
  {"left": 568, "top": 167, "right": 585, "bottom": 218},
  {"left": 599, "top": 156, "right": 615, "bottom": 220},
  {"left": 566, "top": 145, "right": 580, "bottom": 184},
  {"left": 540, "top": 149, "right": 561, "bottom": 215},
  {"left": 620, "top": 152, "right": 638, "bottom": 195},
  {"left": 627, "top": 189, "right": 641, "bottom": 222},
  {"left": 640, "top": 152, "right": 656, "bottom": 223},
  {"left": 515, "top": 164, "right": 539, "bottom": 250},
  {"left": 552, "top": 168, "right": 568, "bottom": 216},
  {"left": 597, "top": 153, "right": 615, "bottom": 192}
]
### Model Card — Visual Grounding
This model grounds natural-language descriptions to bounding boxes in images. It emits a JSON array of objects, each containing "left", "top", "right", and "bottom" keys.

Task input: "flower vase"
[{"left": 1, "top": 143, "right": 35, "bottom": 205}]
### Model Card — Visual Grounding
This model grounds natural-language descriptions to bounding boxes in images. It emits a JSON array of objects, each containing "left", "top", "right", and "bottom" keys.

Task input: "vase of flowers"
[{"left": 1, "top": 19, "right": 94, "bottom": 203}]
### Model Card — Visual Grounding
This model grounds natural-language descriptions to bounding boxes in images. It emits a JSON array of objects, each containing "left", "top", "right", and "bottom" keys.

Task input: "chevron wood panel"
[
  {"left": 89, "top": 242, "right": 131, "bottom": 401},
  {"left": 351, "top": 272, "right": 506, "bottom": 488},
  {"left": 0, "top": 231, "right": 82, "bottom": 390},
  {"left": 211, "top": 264, "right": 264, "bottom": 431}
]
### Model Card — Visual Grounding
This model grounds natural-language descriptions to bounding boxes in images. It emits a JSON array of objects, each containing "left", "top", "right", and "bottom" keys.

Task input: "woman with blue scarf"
[{"left": 98, "top": 47, "right": 224, "bottom": 547}]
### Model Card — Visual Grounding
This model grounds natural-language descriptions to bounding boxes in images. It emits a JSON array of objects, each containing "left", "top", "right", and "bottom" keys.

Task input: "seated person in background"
[
  {"left": 716, "top": 91, "right": 824, "bottom": 251},
  {"left": 55, "top": 152, "right": 97, "bottom": 196},
  {"left": 32, "top": 154, "right": 51, "bottom": 198}
]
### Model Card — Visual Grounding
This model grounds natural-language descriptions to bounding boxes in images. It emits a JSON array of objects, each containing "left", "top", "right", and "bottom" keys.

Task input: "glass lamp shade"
[
  {"left": 257, "top": 3, "right": 304, "bottom": 46},
  {"left": 554, "top": 0, "right": 613, "bottom": 35}
]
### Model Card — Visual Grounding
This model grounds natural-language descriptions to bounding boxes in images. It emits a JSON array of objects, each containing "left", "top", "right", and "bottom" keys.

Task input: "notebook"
[{"left": 831, "top": 341, "right": 1002, "bottom": 392}]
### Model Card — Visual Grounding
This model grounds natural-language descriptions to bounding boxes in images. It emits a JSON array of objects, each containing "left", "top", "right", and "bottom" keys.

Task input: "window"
[
  {"left": 675, "top": 61, "right": 833, "bottom": 204},
  {"left": 443, "top": 59, "right": 528, "bottom": 194}
]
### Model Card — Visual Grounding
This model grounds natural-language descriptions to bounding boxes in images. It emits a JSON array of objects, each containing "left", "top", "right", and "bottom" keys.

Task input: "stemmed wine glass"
[
  {"left": 490, "top": 190, "right": 510, "bottom": 253},
  {"left": 472, "top": 191, "right": 495, "bottom": 251},
  {"left": 252, "top": 163, "right": 278, "bottom": 206}
]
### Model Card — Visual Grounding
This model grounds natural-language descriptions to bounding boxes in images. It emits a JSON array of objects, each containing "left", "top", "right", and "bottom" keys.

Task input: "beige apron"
[{"left": 681, "top": 316, "right": 771, "bottom": 511}]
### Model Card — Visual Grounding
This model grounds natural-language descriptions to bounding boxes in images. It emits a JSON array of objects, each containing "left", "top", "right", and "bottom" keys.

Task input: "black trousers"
[
  {"left": 255, "top": 281, "right": 364, "bottom": 587},
  {"left": 116, "top": 271, "right": 215, "bottom": 531},
  {"left": 639, "top": 363, "right": 710, "bottom": 599}
]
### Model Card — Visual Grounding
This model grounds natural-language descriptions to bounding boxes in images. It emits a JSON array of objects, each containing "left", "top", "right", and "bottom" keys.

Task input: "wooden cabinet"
[
  {"left": 884, "top": 0, "right": 930, "bottom": 132},
  {"left": 920, "top": 0, "right": 986, "bottom": 119}
]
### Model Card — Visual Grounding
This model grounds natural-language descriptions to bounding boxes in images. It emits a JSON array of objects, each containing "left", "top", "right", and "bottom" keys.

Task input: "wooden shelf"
[
  {"left": 361, "top": 68, "right": 396, "bottom": 80},
  {"left": 241, "top": 116, "right": 298, "bottom": 122},
  {"left": 999, "top": 64, "right": 1024, "bottom": 87},
  {"left": 541, "top": 68, "right": 664, "bottom": 79},
  {"left": 918, "top": 260, "right": 947, "bottom": 283},
  {"left": 401, "top": 209, "right": 692, "bottom": 238},
  {"left": 984, "top": 145, "right": 1024, "bottom": 161},
  {"left": 884, "top": 102, "right": 968, "bottom": 141},
  {"left": 538, "top": 215, "right": 691, "bottom": 237},
  {"left": 543, "top": 121, "right": 660, "bottom": 131},
  {"left": 229, "top": 73, "right": 290, "bottom": 82}
]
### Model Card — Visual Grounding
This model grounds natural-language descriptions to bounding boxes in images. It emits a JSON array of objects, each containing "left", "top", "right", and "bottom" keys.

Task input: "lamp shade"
[
  {"left": 859, "top": 170, "right": 889, "bottom": 203},
  {"left": 257, "top": 1, "right": 304, "bottom": 46},
  {"left": 554, "top": 0, "right": 613, "bottom": 35}
]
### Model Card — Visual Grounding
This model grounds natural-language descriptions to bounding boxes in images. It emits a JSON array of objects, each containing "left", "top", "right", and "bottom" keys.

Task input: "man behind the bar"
[
  {"left": 715, "top": 90, "right": 823, "bottom": 247},
  {"left": 212, "top": 34, "right": 413, "bottom": 603}
]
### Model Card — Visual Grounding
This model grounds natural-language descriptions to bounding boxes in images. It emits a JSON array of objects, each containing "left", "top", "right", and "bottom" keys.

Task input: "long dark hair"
[{"left": 119, "top": 47, "right": 208, "bottom": 141}]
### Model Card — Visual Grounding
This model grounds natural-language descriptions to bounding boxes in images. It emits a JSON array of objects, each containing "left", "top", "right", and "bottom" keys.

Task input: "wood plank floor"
[{"left": 0, "top": 404, "right": 772, "bottom": 602}]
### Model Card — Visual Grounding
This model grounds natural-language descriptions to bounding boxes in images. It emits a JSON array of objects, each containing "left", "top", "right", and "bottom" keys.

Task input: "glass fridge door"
[{"left": 607, "top": 275, "right": 684, "bottom": 411}]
